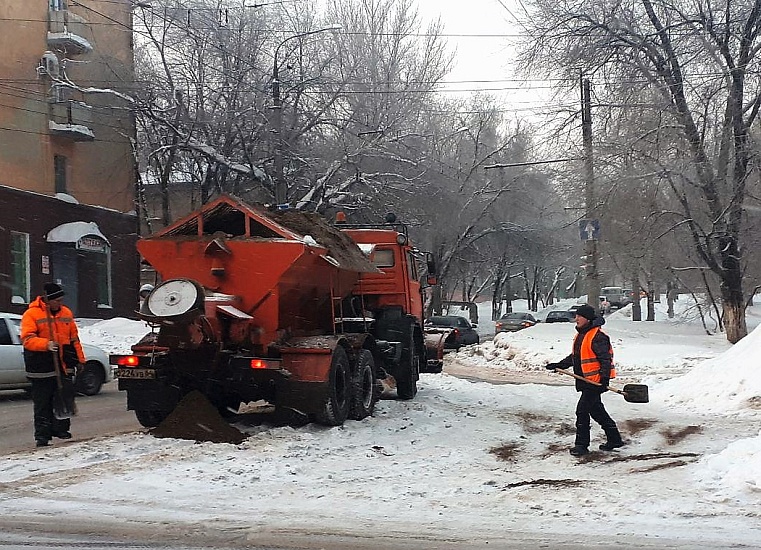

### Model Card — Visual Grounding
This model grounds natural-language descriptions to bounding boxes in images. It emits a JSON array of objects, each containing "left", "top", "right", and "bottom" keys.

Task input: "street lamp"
[{"left": 272, "top": 25, "right": 341, "bottom": 209}]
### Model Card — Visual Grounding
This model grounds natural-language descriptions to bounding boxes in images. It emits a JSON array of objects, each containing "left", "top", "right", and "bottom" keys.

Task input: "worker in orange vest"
[
  {"left": 545, "top": 304, "right": 624, "bottom": 456},
  {"left": 20, "top": 283, "right": 85, "bottom": 447}
]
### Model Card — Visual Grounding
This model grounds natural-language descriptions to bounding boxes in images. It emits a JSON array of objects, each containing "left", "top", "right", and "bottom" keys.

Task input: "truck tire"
[
  {"left": 349, "top": 349, "right": 377, "bottom": 420},
  {"left": 396, "top": 337, "right": 418, "bottom": 400},
  {"left": 135, "top": 410, "right": 169, "bottom": 428},
  {"left": 313, "top": 347, "right": 351, "bottom": 426}
]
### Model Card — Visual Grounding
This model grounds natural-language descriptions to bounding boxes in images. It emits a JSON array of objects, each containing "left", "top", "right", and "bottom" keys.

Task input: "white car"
[{"left": 0, "top": 312, "right": 112, "bottom": 395}]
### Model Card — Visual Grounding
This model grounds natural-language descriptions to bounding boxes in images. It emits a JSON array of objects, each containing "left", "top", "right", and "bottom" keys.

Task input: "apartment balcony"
[
  {"left": 49, "top": 100, "right": 95, "bottom": 141},
  {"left": 48, "top": 10, "right": 93, "bottom": 55}
]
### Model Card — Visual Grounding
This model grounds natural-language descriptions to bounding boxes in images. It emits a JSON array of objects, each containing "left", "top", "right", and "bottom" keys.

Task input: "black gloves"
[
  {"left": 599, "top": 377, "right": 610, "bottom": 388},
  {"left": 545, "top": 362, "right": 560, "bottom": 371}
]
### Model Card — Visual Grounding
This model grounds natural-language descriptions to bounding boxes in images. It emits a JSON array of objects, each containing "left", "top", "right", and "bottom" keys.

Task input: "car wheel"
[{"left": 76, "top": 361, "right": 105, "bottom": 396}]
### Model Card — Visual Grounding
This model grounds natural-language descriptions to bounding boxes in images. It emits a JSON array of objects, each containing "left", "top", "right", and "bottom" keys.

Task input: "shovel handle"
[{"left": 551, "top": 368, "right": 626, "bottom": 397}]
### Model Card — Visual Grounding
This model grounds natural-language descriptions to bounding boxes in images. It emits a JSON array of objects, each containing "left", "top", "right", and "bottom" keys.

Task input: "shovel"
[
  {"left": 44, "top": 294, "right": 77, "bottom": 420},
  {"left": 52, "top": 371, "right": 77, "bottom": 420},
  {"left": 552, "top": 368, "right": 649, "bottom": 403}
]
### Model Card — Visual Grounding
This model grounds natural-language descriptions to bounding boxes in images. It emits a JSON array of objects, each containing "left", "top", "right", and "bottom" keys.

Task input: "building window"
[
  {"left": 54, "top": 154, "right": 67, "bottom": 193},
  {"left": 50, "top": 0, "right": 67, "bottom": 10},
  {"left": 94, "top": 248, "right": 112, "bottom": 308},
  {"left": 10, "top": 232, "right": 30, "bottom": 304}
]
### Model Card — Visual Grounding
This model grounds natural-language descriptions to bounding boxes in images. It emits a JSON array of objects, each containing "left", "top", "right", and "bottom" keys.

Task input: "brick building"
[{"left": 0, "top": 0, "right": 139, "bottom": 317}]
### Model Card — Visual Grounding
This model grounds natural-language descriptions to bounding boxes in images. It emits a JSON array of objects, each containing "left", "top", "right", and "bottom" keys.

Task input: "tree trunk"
[{"left": 722, "top": 277, "right": 747, "bottom": 344}]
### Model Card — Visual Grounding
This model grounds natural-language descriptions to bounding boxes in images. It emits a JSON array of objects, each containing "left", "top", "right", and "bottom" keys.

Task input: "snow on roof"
[
  {"left": 48, "top": 120, "right": 95, "bottom": 140},
  {"left": 46, "top": 221, "right": 110, "bottom": 245}
]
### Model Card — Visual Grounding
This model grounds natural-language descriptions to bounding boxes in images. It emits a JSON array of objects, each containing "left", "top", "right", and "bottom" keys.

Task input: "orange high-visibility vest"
[{"left": 573, "top": 326, "right": 615, "bottom": 383}]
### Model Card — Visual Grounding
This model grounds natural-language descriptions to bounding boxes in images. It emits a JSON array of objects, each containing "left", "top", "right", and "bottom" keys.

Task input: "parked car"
[
  {"left": 0, "top": 312, "right": 112, "bottom": 395},
  {"left": 545, "top": 310, "right": 575, "bottom": 323},
  {"left": 495, "top": 312, "right": 537, "bottom": 333},
  {"left": 425, "top": 315, "right": 480, "bottom": 350}
]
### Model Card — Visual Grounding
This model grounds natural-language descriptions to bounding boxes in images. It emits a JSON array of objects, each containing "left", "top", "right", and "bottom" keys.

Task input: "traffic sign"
[{"left": 579, "top": 219, "right": 600, "bottom": 241}]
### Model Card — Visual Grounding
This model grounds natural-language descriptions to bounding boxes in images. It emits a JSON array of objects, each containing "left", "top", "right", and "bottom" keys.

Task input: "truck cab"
[{"left": 342, "top": 228, "right": 424, "bottom": 322}]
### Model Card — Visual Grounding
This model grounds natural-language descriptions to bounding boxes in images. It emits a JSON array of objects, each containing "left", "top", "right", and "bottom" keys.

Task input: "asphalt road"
[{"left": 0, "top": 380, "right": 142, "bottom": 454}]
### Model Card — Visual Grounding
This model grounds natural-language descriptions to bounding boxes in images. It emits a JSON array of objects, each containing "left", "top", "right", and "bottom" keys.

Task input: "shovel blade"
[
  {"left": 622, "top": 383, "right": 649, "bottom": 403},
  {"left": 53, "top": 378, "right": 78, "bottom": 420}
]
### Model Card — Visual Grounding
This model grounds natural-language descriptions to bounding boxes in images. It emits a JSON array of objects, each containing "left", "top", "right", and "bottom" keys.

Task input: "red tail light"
[
  {"left": 248, "top": 358, "right": 283, "bottom": 370},
  {"left": 117, "top": 356, "right": 139, "bottom": 367},
  {"left": 453, "top": 328, "right": 460, "bottom": 337}
]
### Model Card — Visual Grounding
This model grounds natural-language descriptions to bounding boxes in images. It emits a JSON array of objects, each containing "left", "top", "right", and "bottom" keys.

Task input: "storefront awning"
[{"left": 46, "top": 221, "right": 110, "bottom": 250}]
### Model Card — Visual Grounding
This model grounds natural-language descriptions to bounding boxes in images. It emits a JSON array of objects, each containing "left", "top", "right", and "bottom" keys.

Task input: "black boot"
[
  {"left": 600, "top": 427, "right": 625, "bottom": 451},
  {"left": 569, "top": 445, "right": 589, "bottom": 456}
]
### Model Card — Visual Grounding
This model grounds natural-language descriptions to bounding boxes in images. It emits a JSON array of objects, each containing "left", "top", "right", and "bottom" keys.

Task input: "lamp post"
[{"left": 272, "top": 26, "right": 341, "bottom": 209}]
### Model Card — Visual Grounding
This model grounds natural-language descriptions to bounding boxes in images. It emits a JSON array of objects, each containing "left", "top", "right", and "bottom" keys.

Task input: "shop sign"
[{"left": 77, "top": 236, "right": 108, "bottom": 253}]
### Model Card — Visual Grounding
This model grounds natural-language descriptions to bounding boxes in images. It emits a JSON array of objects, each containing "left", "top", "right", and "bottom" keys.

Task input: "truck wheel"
[
  {"left": 135, "top": 410, "right": 168, "bottom": 428},
  {"left": 396, "top": 338, "right": 418, "bottom": 400},
  {"left": 349, "top": 349, "right": 377, "bottom": 420},
  {"left": 314, "top": 347, "right": 350, "bottom": 426}
]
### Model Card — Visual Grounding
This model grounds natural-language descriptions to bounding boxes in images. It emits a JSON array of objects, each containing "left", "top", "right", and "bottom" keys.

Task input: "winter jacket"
[
  {"left": 555, "top": 315, "right": 614, "bottom": 391},
  {"left": 21, "top": 296, "right": 85, "bottom": 378}
]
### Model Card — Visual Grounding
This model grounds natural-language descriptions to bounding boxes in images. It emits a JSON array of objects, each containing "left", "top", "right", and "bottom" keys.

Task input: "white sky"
[
  {"left": 2, "top": 296, "right": 760, "bottom": 548},
  {"left": 413, "top": 0, "right": 556, "bottom": 117}
]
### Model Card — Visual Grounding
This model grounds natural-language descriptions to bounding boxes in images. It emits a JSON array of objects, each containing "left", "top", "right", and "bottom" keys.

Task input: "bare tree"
[{"left": 516, "top": 0, "right": 761, "bottom": 342}]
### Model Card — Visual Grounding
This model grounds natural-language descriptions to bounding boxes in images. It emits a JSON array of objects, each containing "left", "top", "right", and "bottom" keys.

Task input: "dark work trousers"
[
  {"left": 29, "top": 376, "right": 71, "bottom": 441},
  {"left": 574, "top": 389, "right": 619, "bottom": 448}
]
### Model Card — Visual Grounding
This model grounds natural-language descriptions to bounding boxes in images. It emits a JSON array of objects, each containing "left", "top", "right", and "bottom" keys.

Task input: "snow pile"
[
  {"left": 693, "top": 430, "right": 761, "bottom": 499},
  {"left": 77, "top": 317, "right": 151, "bottom": 355},
  {"left": 655, "top": 322, "right": 761, "bottom": 414}
]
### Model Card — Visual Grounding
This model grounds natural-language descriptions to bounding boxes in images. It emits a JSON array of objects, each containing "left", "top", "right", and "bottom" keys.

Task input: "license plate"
[{"left": 116, "top": 368, "right": 156, "bottom": 380}]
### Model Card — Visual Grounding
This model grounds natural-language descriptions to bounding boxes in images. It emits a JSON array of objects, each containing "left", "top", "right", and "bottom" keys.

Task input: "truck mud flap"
[{"left": 122, "top": 380, "right": 182, "bottom": 413}]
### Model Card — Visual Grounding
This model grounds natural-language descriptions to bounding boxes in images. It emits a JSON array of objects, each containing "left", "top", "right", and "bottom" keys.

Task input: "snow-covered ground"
[{"left": 1, "top": 296, "right": 760, "bottom": 548}]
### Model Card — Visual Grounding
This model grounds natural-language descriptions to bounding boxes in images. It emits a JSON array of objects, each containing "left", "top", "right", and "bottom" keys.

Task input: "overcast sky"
[
  {"left": 413, "top": 0, "right": 564, "bottom": 126},
  {"left": 415, "top": 0, "right": 516, "bottom": 87}
]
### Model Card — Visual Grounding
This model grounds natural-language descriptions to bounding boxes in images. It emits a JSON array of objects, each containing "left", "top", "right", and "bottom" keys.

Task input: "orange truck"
[{"left": 113, "top": 196, "right": 444, "bottom": 428}]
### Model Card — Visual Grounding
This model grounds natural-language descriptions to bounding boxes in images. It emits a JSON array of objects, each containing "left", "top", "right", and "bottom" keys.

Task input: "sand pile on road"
[{"left": 151, "top": 390, "right": 246, "bottom": 444}]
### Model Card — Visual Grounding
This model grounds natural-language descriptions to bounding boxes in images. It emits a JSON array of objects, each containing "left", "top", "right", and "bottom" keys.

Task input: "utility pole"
[
  {"left": 581, "top": 74, "right": 600, "bottom": 311},
  {"left": 271, "top": 26, "right": 341, "bottom": 209}
]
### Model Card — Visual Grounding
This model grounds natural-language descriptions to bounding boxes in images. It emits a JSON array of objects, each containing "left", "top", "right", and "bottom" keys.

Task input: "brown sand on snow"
[{"left": 151, "top": 390, "right": 246, "bottom": 444}]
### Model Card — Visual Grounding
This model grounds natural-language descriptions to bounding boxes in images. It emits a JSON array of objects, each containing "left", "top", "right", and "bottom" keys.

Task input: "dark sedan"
[
  {"left": 495, "top": 312, "right": 537, "bottom": 333},
  {"left": 425, "top": 315, "right": 480, "bottom": 350},
  {"left": 545, "top": 310, "right": 575, "bottom": 323}
]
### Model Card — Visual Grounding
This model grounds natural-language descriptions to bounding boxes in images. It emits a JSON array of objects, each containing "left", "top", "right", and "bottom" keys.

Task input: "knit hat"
[
  {"left": 43, "top": 283, "right": 65, "bottom": 300},
  {"left": 574, "top": 304, "right": 596, "bottom": 321}
]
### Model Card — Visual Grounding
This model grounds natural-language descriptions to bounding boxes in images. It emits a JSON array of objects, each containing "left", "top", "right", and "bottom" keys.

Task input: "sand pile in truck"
[{"left": 151, "top": 391, "right": 246, "bottom": 444}]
